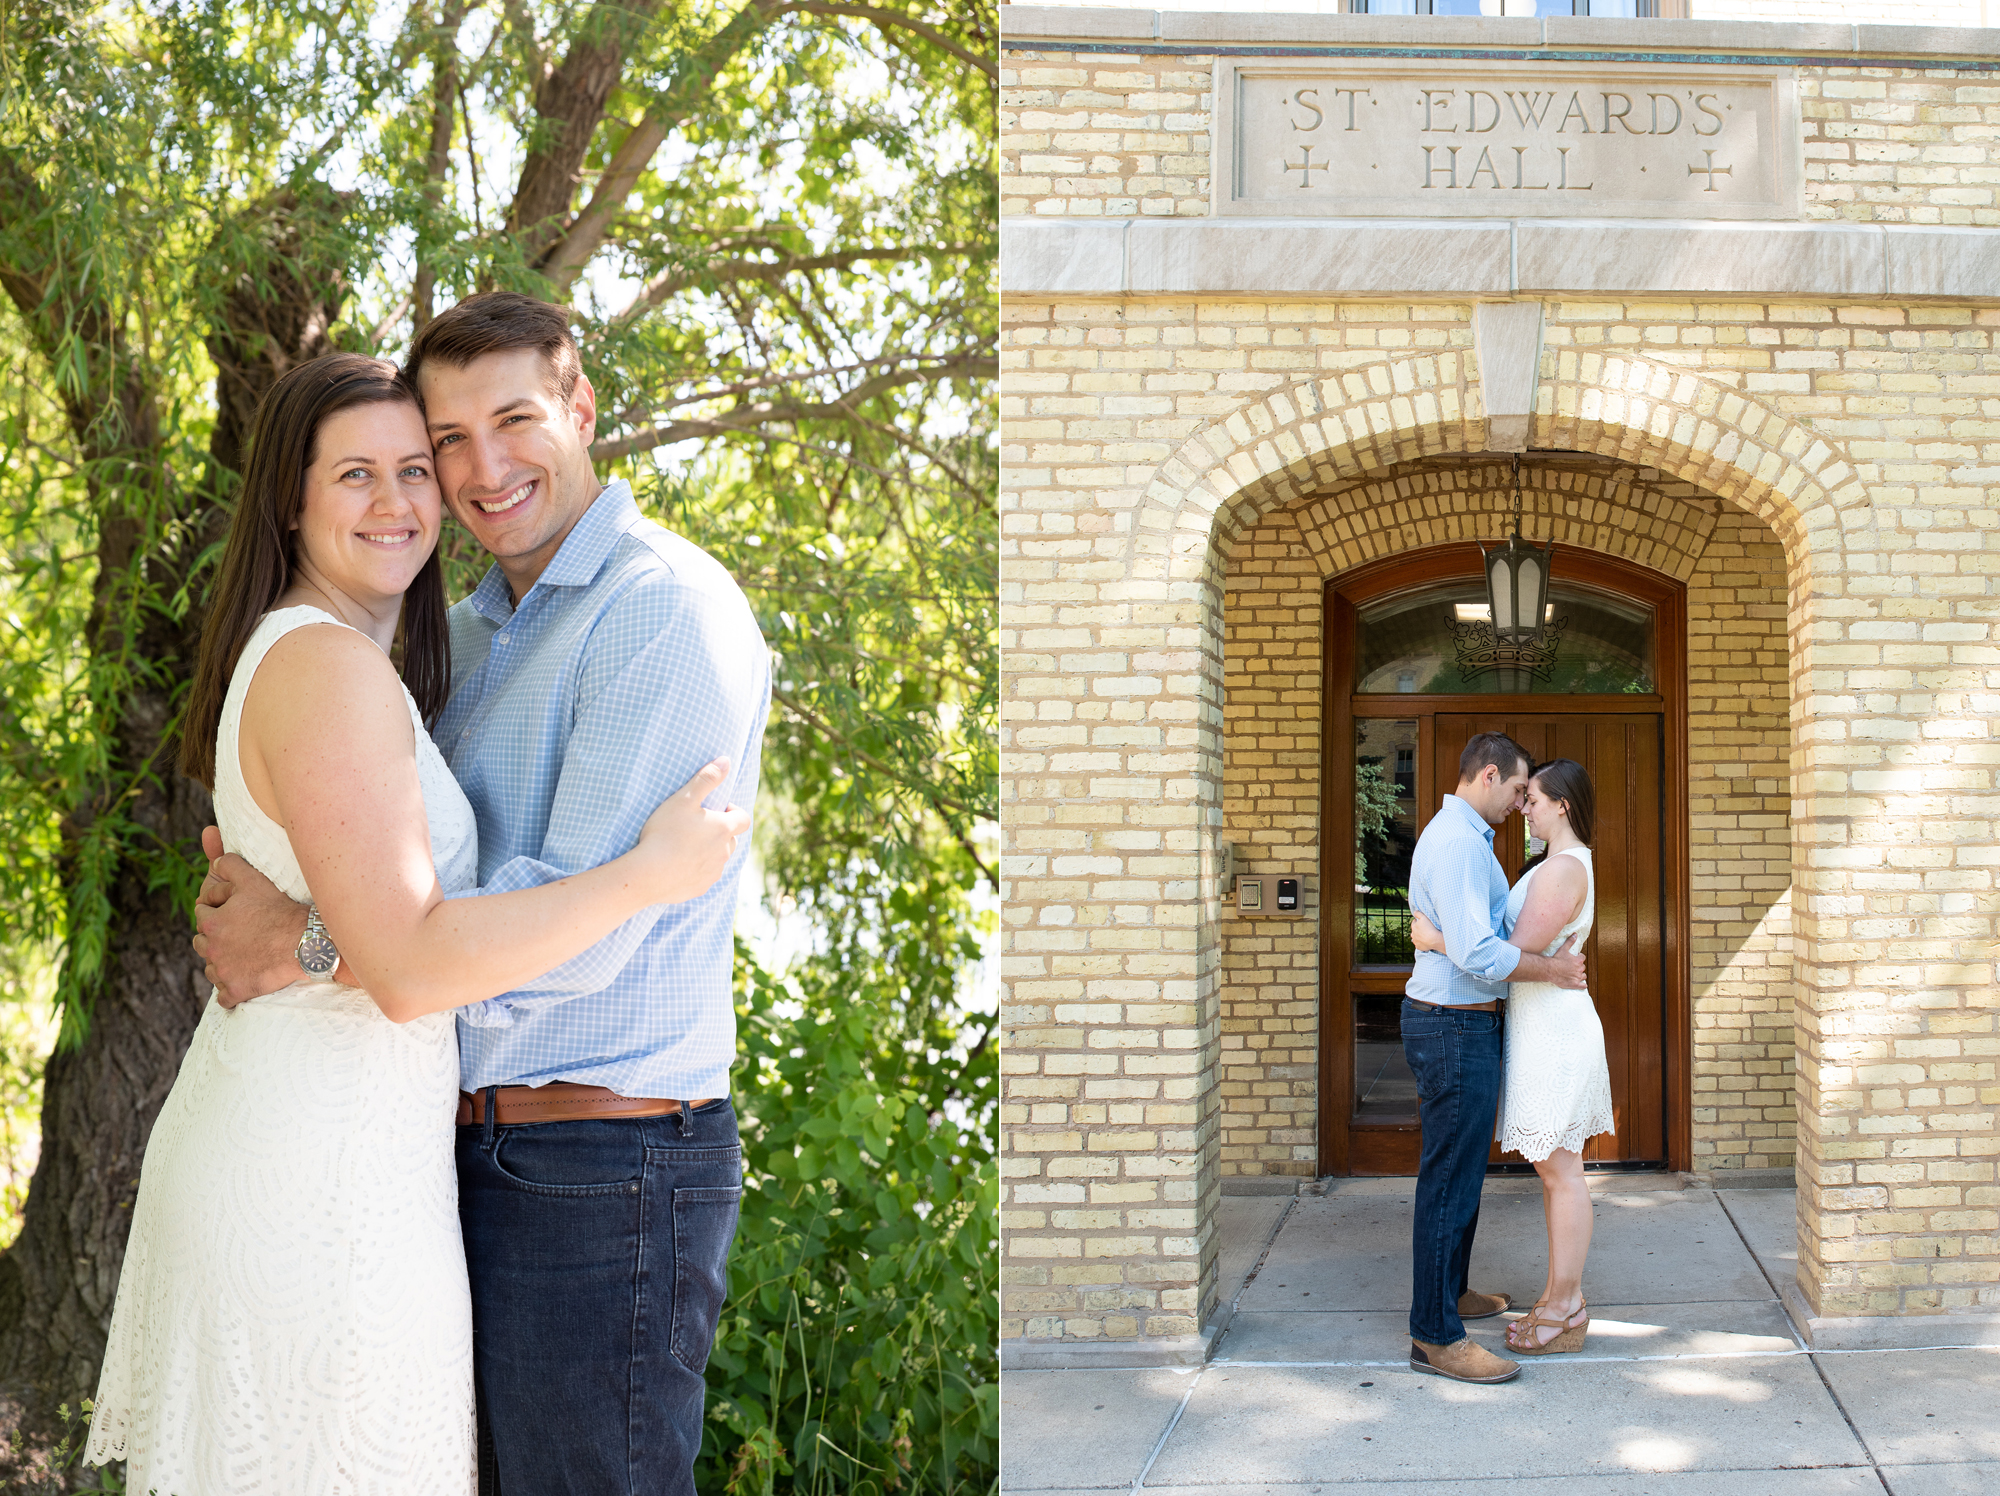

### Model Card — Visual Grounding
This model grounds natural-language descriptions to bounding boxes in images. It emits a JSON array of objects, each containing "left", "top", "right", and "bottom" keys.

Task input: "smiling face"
[
  {"left": 292, "top": 399, "right": 440, "bottom": 608},
  {"left": 418, "top": 347, "right": 601, "bottom": 598}
]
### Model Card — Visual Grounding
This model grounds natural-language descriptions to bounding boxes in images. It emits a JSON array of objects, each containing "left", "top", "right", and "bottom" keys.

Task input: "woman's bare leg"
[{"left": 1511, "top": 1148, "right": 1590, "bottom": 1348}]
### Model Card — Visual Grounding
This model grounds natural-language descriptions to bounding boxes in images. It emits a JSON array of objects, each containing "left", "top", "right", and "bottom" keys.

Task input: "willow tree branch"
[
  {"left": 955, "top": 825, "right": 996, "bottom": 891},
  {"left": 610, "top": 244, "right": 974, "bottom": 325},
  {"left": 413, "top": 1, "right": 474, "bottom": 332},
  {"left": 612, "top": 349, "right": 965, "bottom": 421},
  {"left": 499, "top": 0, "right": 552, "bottom": 86},
  {"left": 541, "top": 111, "right": 669, "bottom": 291},
  {"left": 589, "top": 348, "right": 994, "bottom": 461},
  {"left": 504, "top": 0, "right": 667, "bottom": 262},
  {"left": 534, "top": 0, "right": 786, "bottom": 281},
  {"left": 771, "top": 689, "right": 976, "bottom": 820},
  {"left": 777, "top": 1, "right": 996, "bottom": 80}
]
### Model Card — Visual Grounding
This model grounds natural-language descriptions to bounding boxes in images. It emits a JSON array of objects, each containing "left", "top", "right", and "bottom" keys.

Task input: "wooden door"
[
  {"left": 1317, "top": 544, "right": 1690, "bottom": 1176},
  {"left": 1433, "top": 714, "right": 1667, "bottom": 1166}
]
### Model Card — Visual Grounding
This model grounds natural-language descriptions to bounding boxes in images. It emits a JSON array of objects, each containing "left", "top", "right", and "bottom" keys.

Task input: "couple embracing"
[
  {"left": 83, "top": 292, "right": 770, "bottom": 1493},
  {"left": 1401, "top": 732, "right": 1614, "bottom": 1386}
]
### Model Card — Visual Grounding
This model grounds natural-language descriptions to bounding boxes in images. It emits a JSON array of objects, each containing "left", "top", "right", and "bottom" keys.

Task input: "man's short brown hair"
[
  {"left": 404, "top": 291, "right": 581, "bottom": 401},
  {"left": 1458, "top": 731, "right": 1530, "bottom": 785}
]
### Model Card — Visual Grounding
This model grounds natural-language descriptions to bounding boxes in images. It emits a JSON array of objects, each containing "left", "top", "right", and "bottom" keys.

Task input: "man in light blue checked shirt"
[
  {"left": 1402, "top": 731, "right": 1585, "bottom": 1389},
  {"left": 194, "top": 292, "right": 769, "bottom": 1495}
]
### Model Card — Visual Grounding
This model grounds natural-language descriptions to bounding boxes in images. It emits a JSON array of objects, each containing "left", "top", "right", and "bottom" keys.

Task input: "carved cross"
[
  {"left": 1283, "top": 145, "right": 1325, "bottom": 188},
  {"left": 1688, "top": 151, "right": 1733, "bottom": 191}
]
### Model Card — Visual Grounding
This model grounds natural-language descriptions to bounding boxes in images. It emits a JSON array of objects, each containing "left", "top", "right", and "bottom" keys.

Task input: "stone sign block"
[{"left": 1212, "top": 59, "right": 1799, "bottom": 220}]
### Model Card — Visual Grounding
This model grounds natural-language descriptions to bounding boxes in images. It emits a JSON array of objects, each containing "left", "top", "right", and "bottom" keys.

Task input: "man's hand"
[
  {"left": 1409, "top": 910, "right": 1445, "bottom": 954},
  {"left": 192, "top": 826, "right": 311, "bottom": 1009},
  {"left": 1513, "top": 942, "right": 1588, "bottom": 991}
]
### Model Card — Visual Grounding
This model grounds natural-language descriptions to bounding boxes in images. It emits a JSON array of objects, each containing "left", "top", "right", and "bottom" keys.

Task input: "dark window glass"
[
  {"left": 1355, "top": 578, "right": 1655, "bottom": 695},
  {"left": 1355, "top": 719, "right": 1417, "bottom": 963},
  {"left": 1354, "top": 994, "right": 1418, "bottom": 1120}
]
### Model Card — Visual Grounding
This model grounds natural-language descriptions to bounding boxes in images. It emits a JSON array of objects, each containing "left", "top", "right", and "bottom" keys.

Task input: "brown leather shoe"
[
  {"left": 1410, "top": 1337, "right": 1520, "bottom": 1384},
  {"left": 1457, "top": 1289, "right": 1512, "bottom": 1320}
]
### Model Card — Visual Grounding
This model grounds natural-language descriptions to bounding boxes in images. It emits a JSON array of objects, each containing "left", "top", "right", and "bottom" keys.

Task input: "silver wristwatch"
[{"left": 296, "top": 904, "right": 339, "bottom": 980}]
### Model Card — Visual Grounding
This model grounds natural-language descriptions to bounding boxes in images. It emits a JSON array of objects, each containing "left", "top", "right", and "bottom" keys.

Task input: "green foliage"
[
  {"left": 1354, "top": 759, "right": 1403, "bottom": 884},
  {"left": 1, "top": 2, "right": 995, "bottom": 1484},
  {"left": 2, "top": 1400, "right": 126, "bottom": 1494},
  {"left": 1, "top": 0, "right": 996, "bottom": 1044},
  {"left": 0, "top": 949, "right": 58, "bottom": 1251},
  {"left": 707, "top": 864, "right": 996, "bottom": 1496}
]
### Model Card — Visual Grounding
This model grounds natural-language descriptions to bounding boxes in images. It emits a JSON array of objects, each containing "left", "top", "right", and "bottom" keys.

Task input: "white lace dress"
[
  {"left": 1497, "top": 846, "right": 1614, "bottom": 1162},
  {"left": 86, "top": 606, "right": 478, "bottom": 1494}
]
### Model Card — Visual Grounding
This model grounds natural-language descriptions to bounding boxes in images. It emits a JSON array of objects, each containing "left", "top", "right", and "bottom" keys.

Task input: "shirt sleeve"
[
  {"left": 450, "top": 581, "right": 770, "bottom": 1027},
  {"left": 1417, "top": 838, "right": 1522, "bottom": 984}
]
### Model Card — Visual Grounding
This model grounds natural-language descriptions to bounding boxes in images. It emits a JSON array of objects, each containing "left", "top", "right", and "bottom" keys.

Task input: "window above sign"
[{"left": 1355, "top": 579, "right": 1656, "bottom": 695}]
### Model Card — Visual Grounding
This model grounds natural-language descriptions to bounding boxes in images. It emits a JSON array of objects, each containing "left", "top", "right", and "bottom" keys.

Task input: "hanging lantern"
[{"left": 1480, "top": 456, "right": 1554, "bottom": 646}]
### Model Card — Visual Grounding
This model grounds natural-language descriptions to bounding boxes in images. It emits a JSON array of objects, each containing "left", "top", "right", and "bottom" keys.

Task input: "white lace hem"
[{"left": 1500, "top": 1112, "right": 1616, "bottom": 1164}]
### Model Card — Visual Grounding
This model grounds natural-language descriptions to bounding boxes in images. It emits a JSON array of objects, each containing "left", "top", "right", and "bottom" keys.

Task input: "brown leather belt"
[
  {"left": 455, "top": 1082, "right": 717, "bottom": 1127},
  {"left": 1407, "top": 998, "right": 1500, "bottom": 1013}
]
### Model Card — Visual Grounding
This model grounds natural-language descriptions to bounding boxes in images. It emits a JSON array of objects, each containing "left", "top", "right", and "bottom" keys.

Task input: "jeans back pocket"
[{"left": 668, "top": 1186, "right": 743, "bottom": 1373}]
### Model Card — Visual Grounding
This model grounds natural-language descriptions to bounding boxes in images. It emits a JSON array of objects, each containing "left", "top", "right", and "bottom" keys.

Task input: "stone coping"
[
  {"left": 1000, "top": 217, "right": 2000, "bottom": 300},
  {"left": 1000, "top": 7, "right": 2000, "bottom": 62}
]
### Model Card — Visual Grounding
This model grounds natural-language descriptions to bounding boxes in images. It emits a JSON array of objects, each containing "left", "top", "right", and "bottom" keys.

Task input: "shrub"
[{"left": 702, "top": 887, "right": 996, "bottom": 1496}]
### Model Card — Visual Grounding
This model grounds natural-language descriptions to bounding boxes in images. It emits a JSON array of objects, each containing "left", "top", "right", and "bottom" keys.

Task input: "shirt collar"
[
  {"left": 1443, "top": 792, "right": 1497, "bottom": 844},
  {"left": 469, "top": 479, "right": 640, "bottom": 624}
]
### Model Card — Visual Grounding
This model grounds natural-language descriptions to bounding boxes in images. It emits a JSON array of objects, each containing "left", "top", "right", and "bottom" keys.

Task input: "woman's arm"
[
  {"left": 238, "top": 624, "right": 743, "bottom": 1024},
  {"left": 1505, "top": 857, "right": 1587, "bottom": 958},
  {"left": 1409, "top": 858, "right": 1588, "bottom": 976}
]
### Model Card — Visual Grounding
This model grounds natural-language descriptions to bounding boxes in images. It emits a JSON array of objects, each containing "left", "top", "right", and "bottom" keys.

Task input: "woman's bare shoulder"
[
  {"left": 243, "top": 623, "right": 408, "bottom": 737},
  {"left": 1529, "top": 854, "right": 1587, "bottom": 900}
]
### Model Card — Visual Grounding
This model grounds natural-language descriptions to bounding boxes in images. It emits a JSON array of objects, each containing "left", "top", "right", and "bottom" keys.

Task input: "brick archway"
[
  {"left": 1219, "top": 456, "right": 1794, "bottom": 1187},
  {"left": 1003, "top": 342, "right": 1914, "bottom": 1361}
]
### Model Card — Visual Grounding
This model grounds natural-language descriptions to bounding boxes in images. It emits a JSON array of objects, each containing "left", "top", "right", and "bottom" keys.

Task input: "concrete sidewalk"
[{"left": 1001, "top": 1178, "right": 2000, "bottom": 1495}]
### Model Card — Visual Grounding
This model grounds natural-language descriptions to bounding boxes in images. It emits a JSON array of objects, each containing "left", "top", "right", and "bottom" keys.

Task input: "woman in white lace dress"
[
  {"left": 84, "top": 354, "right": 747, "bottom": 1494},
  {"left": 1412, "top": 758, "right": 1610, "bottom": 1356}
]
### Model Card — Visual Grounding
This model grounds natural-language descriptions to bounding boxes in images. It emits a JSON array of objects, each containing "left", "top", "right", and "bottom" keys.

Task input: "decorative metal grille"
[{"left": 1447, "top": 613, "right": 1569, "bottom": 682}]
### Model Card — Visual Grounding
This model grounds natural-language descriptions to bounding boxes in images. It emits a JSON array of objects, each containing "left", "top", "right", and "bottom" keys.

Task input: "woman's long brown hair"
[{"left": 179, "top": 353, "right": 450, "bottom": 788}]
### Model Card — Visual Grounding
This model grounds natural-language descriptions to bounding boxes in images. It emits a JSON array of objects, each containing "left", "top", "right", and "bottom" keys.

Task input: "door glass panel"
[
  {"left": 1356, "top": 580, "right": 1655, "bottom": 695},
  {"left": 1354, "top": 994, "right": 1418, "bottom": 1121},
  {"left": 1355, "top": 718, "right": 1417, "bottom": 964}
]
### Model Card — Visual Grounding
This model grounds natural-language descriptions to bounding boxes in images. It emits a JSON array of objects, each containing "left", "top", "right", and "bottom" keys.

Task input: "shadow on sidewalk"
[{"left": 1001, "top": 1177, "right": 2000, "bottom": 1496}]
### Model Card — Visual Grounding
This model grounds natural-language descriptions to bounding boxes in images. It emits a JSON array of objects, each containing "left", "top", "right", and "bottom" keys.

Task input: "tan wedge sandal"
[{"left": 1505, "top": 1299, "right": 1589, "bottom": 1356}]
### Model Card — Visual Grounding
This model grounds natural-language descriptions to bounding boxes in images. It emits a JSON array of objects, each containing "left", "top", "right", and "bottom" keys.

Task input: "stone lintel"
[
  {"left": 1125, "top": 220, "right": 1511, "bottom": 297},
  {"left": 1001, "top": 8, "right": 2000, "bottom": 62},
  {"left": 1515, "top": 220, "right": 1884, "bottom": 297},
  {"left": 999, "top": 219, "right": 2000, "bottom": 301}
]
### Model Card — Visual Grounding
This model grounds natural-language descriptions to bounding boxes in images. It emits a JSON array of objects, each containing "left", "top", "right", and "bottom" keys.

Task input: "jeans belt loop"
[
  {"left": 482, "top": 1083, "right": 499, "bottom": 1148},
  {"left": 678, "top": 1098, "right": 694, "bottom": 1141}
]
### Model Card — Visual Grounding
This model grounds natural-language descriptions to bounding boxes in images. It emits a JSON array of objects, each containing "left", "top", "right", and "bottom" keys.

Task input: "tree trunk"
[{"left": 0, "top": 190, "right": 347, "bottom": 1439}]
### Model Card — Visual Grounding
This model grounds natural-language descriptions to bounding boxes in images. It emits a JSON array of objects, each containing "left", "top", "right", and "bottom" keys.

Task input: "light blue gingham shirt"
[
  {"left": 433, "top": 480, "right": 770, "bottom": 1098},
  {"left": 1405, "top": 793, "right": 1522, "bottom": 1006}
]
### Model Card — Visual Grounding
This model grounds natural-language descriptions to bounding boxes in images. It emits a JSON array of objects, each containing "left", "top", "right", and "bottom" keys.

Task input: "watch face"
[{"left": 299, "top": 933, "right": 339, "bottom": 977}]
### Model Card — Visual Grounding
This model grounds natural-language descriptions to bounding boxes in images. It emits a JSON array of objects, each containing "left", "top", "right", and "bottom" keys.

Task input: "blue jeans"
[
  {"left": 1401, "top": 1001, "right": 1502, "bottom": 1346},
  {"left": 458, "top": 1098, "right": 743, "bottom": 1496}
]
